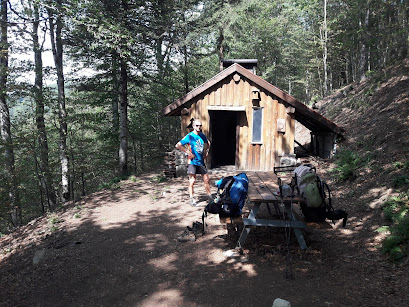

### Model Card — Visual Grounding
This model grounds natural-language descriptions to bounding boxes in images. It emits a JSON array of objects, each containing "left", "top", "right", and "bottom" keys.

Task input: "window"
[{"left": 252, "top": 107, "right": 263, "bottom": 143}]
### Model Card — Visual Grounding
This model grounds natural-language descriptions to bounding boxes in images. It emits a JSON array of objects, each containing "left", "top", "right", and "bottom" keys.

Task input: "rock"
[
  {"left": 272, "top": 298, "right": 291, "bottom": 307},
  {"left": 33, "top": 249, "right": 47, "bottom": 265}
]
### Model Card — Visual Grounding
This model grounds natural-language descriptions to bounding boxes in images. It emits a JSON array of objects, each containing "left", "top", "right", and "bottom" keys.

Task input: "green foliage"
[
  {"left": 379, "top": 192, "right": 409, "bottom": 261},
  {"left": 98, "top": 176, "right": 126, "bottom": 190},
  {"left": 392, "top": 161, "right": 409, "bottom": 189},
  {"left": 47, "top": 213, "right": 62, "bottom": 233},
  {"left": 393, "top": 161, "right": 409, "bottom": 170},
  {"left": 151, "top": 175, "right": 168, "bottom": 183},
  {"left": 393, "top": 175, "right": 409, "bottom": 189},
  {"left": 331, "top": 149, "right": 362, "bottom": 181}
]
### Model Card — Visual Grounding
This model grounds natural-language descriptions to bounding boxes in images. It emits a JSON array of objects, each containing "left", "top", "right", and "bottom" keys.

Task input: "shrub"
[
  {"left": 98, "top": 175, "right": 127, "bottom": 190},
  {"left": 379, "top": 192, "right": 409, "bottom": 261},
  {"left": 393, "top": 175, "right": 409, "bottom": 188},
  {"left": 331, "top": 149, "right": 362, "bottom": 181}
]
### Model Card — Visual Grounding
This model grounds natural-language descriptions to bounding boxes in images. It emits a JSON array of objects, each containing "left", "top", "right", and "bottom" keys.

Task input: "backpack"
[
  {"left": 201, "top": 173, "right": 249, "bottom": 234},
  {"left": 293, "top": 165, "right": 348, "bottom": 226}
]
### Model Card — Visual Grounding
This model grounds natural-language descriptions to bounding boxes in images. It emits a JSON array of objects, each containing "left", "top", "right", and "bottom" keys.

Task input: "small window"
[{"left": 252, "top": 107, "right": 263, "bottom": 143}]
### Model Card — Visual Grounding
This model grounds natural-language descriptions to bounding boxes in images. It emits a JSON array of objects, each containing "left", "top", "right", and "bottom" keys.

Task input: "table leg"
[
  {"left": 284, "top": 203, "right": 307, "bottom": 250},
  {"left": 237, "top": 202, "right": 261, "bottom": 248}
]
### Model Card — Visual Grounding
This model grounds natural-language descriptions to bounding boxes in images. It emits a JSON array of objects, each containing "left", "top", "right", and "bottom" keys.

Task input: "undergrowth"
[
  {"left": 392, "top": 161, "right": 409, "bottom": 188},
  {"left": 377, "top": 191, "right": 409, "bottom": 261},
  {"left": 98, "top": 175, "right": 128, "bottom": 190},
  {"left": 331, "top": 148, "right": 364, "bottom": 181}
]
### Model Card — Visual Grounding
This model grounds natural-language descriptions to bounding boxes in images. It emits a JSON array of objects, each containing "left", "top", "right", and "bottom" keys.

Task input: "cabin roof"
[{"left": 161, "top": 63, "right": 343, "bottom": 135}]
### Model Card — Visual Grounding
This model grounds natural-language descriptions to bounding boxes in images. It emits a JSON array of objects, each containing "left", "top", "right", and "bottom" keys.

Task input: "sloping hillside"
[
  {"left": 313, "top": 57, "right": 409, "bottom": 259},
  {"left": 317, "top": 58, "right": 409, "bottom": 206},
  {"left": 319, "top": 58, "right": 409, "bottom": 170}
]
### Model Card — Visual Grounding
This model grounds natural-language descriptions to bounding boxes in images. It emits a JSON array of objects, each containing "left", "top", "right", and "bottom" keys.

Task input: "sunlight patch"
[
  {"left": 125, "top": 234, "right": 170, "bottom": 251},
  {"left": 148, "top": 254, "right": 178, "bottom": 271},
  {"left": 365, "top": 187, "right": 393, "bottom": 209},
  {"left": 139, "top": 289, "right": 184, "bottom": 307}
]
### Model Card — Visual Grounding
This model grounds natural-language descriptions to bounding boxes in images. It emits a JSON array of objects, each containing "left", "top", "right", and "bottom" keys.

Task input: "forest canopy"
[{"left": 1, "top": 0, "right": 408, "bottom": 232}]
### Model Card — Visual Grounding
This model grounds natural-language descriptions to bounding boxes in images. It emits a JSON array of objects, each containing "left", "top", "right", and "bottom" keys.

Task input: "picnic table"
[{"left": 237, "top": 171, "right": 308, "bottom": 249}]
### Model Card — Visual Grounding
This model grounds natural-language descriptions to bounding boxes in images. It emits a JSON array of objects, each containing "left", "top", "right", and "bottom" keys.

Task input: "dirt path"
[{"left": 1, "top": 167, "right": 408, "bottom": 307}]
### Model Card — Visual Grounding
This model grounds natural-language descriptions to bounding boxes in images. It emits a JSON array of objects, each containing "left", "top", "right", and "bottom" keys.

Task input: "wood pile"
[{"left": 163, "top": 149, "right": 187, "bottom": 178}]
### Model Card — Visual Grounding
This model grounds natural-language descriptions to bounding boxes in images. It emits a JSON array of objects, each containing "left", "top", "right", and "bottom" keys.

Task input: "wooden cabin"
[{"left": 161, "top": 59, "right": 343, "bottom": 171}]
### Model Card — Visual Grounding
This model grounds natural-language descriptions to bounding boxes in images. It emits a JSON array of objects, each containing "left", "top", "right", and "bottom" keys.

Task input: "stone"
[
  {"left": 272, "top": 298, "right": 291, "bottom": 307},
  {"left": 33, "top": 249, "right": 47, "bottom": 265}
]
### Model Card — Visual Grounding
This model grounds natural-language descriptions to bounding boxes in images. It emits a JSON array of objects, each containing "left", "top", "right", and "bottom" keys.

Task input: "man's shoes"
[{"left": 190, "top": 198, "right": 199, "bottom": 207}]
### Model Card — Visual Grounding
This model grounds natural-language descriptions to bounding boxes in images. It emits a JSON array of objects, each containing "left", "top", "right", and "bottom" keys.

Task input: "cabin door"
[{"left": 209, "top": 111, "right": 239, "bottom": 168}]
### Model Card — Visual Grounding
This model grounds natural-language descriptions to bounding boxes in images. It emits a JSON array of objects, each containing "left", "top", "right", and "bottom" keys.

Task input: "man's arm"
[
  {"left": 203, "top": 140, "right": 210, "bottom": 159},
  {"left": 176, "top": 142, "right": 194, "bottom": 159}
]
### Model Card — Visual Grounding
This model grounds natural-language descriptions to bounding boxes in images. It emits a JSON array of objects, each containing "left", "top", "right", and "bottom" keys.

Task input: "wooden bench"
[{"left": 219, "top": 215, "right": 243, "bottom": 224}]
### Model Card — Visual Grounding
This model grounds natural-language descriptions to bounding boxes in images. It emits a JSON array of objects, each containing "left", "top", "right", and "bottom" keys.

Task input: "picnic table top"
[{"left": 246, "top": 171, "right": 305, "bottom": 203}]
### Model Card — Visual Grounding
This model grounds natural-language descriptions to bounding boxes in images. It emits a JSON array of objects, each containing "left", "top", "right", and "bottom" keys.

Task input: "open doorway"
[{"left": 210, "top": 111, "right": 238, "bottom": 168}]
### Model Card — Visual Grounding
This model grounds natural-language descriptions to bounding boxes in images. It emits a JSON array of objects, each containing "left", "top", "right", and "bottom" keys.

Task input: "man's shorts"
[{"left": 187, "top": 164, "right": 208, "bottom": 175}]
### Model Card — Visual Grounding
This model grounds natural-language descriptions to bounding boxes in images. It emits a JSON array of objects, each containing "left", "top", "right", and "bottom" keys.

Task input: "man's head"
[{"left": 193, "top": 119, "right": 202, "bottom": 133}]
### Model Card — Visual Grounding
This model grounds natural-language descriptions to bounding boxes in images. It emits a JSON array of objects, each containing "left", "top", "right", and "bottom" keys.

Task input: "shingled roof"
[{"left": 161, "top": 63, "right": 343, "bottom": 135}]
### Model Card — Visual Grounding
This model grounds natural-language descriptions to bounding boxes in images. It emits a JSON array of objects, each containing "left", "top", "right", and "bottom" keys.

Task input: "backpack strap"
[
  {"left": 322, "top": 181, "right": 334, "bottom": 212},
  {"left": 201, "top": 211, "right": 207, "bottom": 235},
  {"left": 219, "top": 177, "right": 235, "bottom": 204}
]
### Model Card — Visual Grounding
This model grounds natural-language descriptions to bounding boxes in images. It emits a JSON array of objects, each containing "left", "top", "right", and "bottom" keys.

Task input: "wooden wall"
[{"left": 180, "top": 74, "right": 295, "bottom": 171}]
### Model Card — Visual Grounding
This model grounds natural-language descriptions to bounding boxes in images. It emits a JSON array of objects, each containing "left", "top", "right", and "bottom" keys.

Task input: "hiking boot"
[{"left": 190, "top": 198, "right": 199, "bottom": 207}]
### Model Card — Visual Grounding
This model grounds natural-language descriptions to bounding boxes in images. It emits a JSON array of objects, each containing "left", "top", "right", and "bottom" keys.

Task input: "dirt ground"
[
  {"left": 1, "top": 59, "right": 409, "bottom": 307},
  {"left": 1, "top": 163, "right": 408, "bottom": 307}
]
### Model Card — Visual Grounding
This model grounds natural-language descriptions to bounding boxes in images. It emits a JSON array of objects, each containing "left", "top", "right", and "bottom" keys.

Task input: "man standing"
[{"left": 176, "top": 119, "right": 212, "bottom": 206}]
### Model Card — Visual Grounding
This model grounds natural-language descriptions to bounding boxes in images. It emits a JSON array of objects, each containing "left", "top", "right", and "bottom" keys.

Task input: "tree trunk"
[
  {"left": 322, "top": 0, "right": 328, "bottom": 95},
  {"left": 0, "top": 0, "right": 22, "bottom": 226},
  {"left": 118, "top": 58, "right": 128, "bottom": 176},
  {"left": 48, "top": 1, "right": 69, "bottom": 202},
  {"left": 217, "top": 27, "right": 224, "bottom": 72},
  {"left": 216, "top": 28, "right": 224, "bottom": 71},
  {"left": 111, "top": 52, "right": 119, "bottom": 135},
  {"left": 182, "top": 45, "right": 189, "bottom": 94},
  {"left": 358, "top": 4, "right": 370, "bottom": 82},
  {"left": 33, "top": 0, "right": 56, "bottom": 210}
]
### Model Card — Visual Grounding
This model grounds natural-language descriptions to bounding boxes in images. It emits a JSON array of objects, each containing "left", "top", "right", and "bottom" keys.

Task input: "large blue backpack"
[
  {"left": 215, "top": 173, "right": 249, "bottom": 217},
  {"left": 201, "top": 173, "right": 249, "bottom": 234}
]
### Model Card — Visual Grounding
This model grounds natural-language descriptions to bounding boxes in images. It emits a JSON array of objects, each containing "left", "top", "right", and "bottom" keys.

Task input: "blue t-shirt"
[{"left": 180, "top": 132, "right": 208, "bottom": 166}]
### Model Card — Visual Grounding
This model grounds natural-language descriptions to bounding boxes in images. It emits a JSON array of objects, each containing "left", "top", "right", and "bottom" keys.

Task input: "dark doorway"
[{"left": 210, "top": 111, "right": 238, "bottom": 168}]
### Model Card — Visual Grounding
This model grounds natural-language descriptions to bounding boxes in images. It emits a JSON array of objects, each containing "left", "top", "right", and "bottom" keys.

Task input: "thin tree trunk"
[
  {"left": 322, "top": 0, "right": 328, "bottom": 95},
  {"left": 358, "top": 4, "right": 370, "bottom": 82},
  {"left": 217, "top": 27, "right": 224, "bottom": 72},
  {"left": 111, "top": 52, "right": 119, "bottom": 135},
  {"left": 33, "top": 145, "right": 45, "bottom": 213},
  {"left": 0, "top": 0, "right": 22, "bottom": 226},
  {"left": 118, "top": 58, "right": 128, "bottom": 176},
  {"left": 33, "top": 0, "right": 56, "bottom": 210},
  {"left": 48, "top": 1, "right": 69, "bottom": 201},
  {"left": 182, "top": 45, "right": 189, "bottom": 94}
]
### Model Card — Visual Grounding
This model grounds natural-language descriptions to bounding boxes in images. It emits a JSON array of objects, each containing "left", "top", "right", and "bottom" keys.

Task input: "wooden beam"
[{"left": 207, "top": 105, "right": 246, "bottom": 111}]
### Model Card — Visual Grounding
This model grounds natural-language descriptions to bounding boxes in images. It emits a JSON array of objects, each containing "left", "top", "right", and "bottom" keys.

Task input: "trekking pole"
[
  {"left": 279, "top": 178, "right": 294, "bottom": 280},
  {"left": 285, "top": 184, "right": 295, "bottom": 279}
]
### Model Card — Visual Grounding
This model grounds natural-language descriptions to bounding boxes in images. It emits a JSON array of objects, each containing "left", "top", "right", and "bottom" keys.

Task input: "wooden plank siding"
[{"left": 179, "top": 74, "right": 295, "bottom": 171}]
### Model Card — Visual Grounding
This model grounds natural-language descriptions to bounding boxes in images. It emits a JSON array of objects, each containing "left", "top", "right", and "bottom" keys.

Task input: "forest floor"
[{"left": 1, "top": 59, "right": 409, "bottom": 307}]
